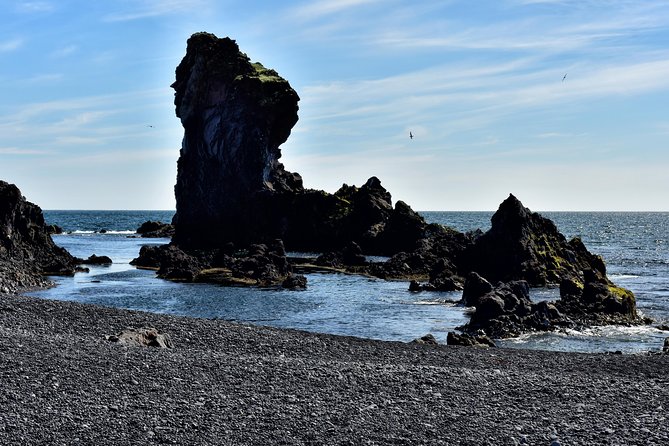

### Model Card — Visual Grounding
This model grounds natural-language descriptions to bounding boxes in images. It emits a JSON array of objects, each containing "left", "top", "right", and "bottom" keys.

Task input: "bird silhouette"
[
  {"left": 409, "top": 131, "right": 413, "bottom": 139},
  {"left": 562, "top": 73, "right": 567, "bottom": 82}
]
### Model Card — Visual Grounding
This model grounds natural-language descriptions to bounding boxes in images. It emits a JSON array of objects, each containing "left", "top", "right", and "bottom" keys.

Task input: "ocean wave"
[
  {"left": 67, "top": 230, "right": 136, "bottom": 235},
  {"left": 608, "top": 274, "right": 640, "bottom": 280}
]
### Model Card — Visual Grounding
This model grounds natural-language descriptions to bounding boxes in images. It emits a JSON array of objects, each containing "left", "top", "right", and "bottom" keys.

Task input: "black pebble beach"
[{"left": 1, "top": 292, "right": 667, "bottom": 445}]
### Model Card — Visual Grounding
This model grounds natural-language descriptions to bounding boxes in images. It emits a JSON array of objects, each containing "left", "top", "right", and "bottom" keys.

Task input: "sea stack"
[
  {"left": 171, "top": 32, "right": 303, "bottom": 249},
  {"left": 169, "top": 32, "right": 426, "bottom": 254}
]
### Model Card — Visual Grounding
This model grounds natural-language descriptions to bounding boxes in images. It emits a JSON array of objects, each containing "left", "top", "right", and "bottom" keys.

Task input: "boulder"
[
  {"left": 446, "top": 332, "right": 496, "bottom": 348},
  {"left": 557, "top": 268, "right": 646, "bottom": 326},
  {"left": 77, "top": 254, "right": 113, "bottom": 265},
  {"left": 0, "top": 180, "right": 75, "bottom": 292},
  {"left": 282, "top": 273, "right": 307, "bottom": 290},
  {"left": 459, "top": 279, "right": 571, "bottom": 338},
  {"left": 411, "top": 334, "right": 439, "bottom": 345},
  {"left": 106, "top": 327, "right": 173, "bottom": 348},
  {"left": 136, "top": 221, "right": 174, "bottom": 238},
  {"left": 461, "top": 272, "right": 493, "bottom": 306}
]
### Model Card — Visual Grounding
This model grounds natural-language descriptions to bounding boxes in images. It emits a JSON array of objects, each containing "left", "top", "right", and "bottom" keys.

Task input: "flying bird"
[
  {"left": 409, "top": 131, "right": 413, "bottom": 140},
  {"left": 147, "top": 125, "right": 154, "bottom": 128},
  {"left": 562, "top": 73, "right": 567, "bottom": 82}
]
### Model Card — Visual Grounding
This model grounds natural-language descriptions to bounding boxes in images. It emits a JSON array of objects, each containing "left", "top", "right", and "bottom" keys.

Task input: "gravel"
[{"left": 1, "top": 291, "right": 667, "bottom": 445}]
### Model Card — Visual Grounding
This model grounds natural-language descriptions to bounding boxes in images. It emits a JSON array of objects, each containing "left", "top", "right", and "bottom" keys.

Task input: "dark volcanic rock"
[
  {"left": 136, "top": 221, "right": 174, "bottom": 238},
  {"left": 169, "top": 33, "right": 426, "bottom": 256},
  {"left": 0, "top": 180, "right": 75, "bottom": 292},
  {"left": 447, "top": 332, "right": 496, "bottom": 348},
  {"left": 45, "top": 224, "right": 63, "bottom": 235},
  {"left": 460, "top": 277, "right": 569, "bottom": 338},
  {"left": 132, "top": 239, "right": 294, "bottom": 287},
  {"left": 282, "top": 273, "right": 307, "bottom": 290},
  {"left": 411, "top": 333, "right": 439, "bottom": 345},
  {"left": 77, "top": 254, "right": 113, "bottom": 265},
  {"left": 106, "top": 327, "right": 173, "bottom": 348},
  {"left": 462, "top": 194, "right": 605, "bottom": 286},
  {"left": 171, "top": 32, "right": 302, "bottom": 249},
  {"left": 557, "top": 268, "right": 647, "bottom": 326}
]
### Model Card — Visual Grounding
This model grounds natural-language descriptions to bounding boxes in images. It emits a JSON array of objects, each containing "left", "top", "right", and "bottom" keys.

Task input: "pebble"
[{"left": 0, "top": 292, "right": 667, "bottom": 445}]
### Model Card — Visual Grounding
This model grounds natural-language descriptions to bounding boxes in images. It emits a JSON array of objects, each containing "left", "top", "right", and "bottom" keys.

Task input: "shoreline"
[{"left": 1, "top": 291, "right": 667, "bottom": 445}]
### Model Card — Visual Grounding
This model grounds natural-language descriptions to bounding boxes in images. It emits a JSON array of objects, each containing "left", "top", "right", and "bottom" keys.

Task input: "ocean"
[{"left": 30, "top": 210, "right": 669, "bottom": 354}]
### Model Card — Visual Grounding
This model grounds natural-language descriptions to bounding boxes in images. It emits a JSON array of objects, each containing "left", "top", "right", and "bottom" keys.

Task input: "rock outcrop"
[
  {"left": 0, "top": 180, "right": 75, "bottom": 292},
  {"left": 459, "top": 268, "right": 648, "bottom": 338},
  {"left": 557, "top": 268, "right": 648, "bottom": 326},
  {"left": 462, "top": 194, "right": 603, "bottom": 286},
  {"left": 136, "top": 221, "right": 174, "bottom": 238},
  {"left": 459, "top": 272, "right": 568, "bottom": 338}
]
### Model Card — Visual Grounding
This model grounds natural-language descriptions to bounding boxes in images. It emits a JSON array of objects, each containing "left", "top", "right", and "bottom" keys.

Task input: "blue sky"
[{"left": 1, "top": 0, "right": 668, "bottom": 211}]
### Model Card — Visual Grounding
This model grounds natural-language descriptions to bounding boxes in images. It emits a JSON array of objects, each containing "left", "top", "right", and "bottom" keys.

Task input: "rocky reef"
[{"left": 0, "top": 180, "right": 75, "bottom": 293}]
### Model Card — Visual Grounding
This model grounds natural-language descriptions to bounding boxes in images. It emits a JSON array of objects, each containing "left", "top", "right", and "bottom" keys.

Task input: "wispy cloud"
[
  {"left": 50, "top": 44, "right": 77, "bottom": 58},
  {"left": 104, "top": 0, "right": 209, "bottom": 22},
  {"left": 0, "top": 38, "right": 24, "bottom": 53},
  {"left": 290, "top": 0, "right": 384, "bottom": 21},
  {"left": 0, "top": 147, "right": 52, "bottom": 155},
  {"left": 15, "top": 1, "right": 55, "bottom": 13}
]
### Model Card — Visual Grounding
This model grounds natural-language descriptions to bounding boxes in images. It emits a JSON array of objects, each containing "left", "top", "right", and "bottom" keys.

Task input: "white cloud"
[
  {"left": 15, "top": 1, "right": 55, "bottom": 13},
  {"left": 0, "top": 38, "right": 24, "bottom": 52},
  {"left": 104, "top": 0, "right": 209, "bottom": 22},
  {"left": 0, "top": 147, "right": 52, "bottom": 155},
  {"left": 50, "top": 44, "right": 77, "bottom": 58},
  {"left": 290, "top": 0, "right": 385, "bottom": 22}
]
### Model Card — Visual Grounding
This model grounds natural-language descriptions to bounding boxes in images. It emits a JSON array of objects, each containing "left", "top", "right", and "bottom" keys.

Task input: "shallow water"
[{"left": 31, "top": 210, "right": 669, "bottom": 354}]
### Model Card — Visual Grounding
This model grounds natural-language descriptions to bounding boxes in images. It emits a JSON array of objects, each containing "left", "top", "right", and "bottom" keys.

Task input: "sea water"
[{"left": 30, "top": 210, "right": 669, "bottom": 353}]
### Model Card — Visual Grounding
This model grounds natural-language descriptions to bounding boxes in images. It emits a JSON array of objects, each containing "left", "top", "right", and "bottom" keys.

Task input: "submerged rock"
[{"left": 0, "top": 180, "right": 75, "bottom": 292}]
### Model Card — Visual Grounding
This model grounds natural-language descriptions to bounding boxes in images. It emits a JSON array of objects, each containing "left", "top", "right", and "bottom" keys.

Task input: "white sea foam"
[{"left": 609, "top": 274, "right": 640, "bottom": 280}]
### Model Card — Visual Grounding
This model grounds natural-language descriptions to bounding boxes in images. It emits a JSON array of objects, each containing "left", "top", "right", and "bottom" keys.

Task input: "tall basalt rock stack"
[
  {"left": 0, "top": 180, "right": 75, "bottom": 292},
  {"left": 171, "top": 32, "right": 303, "bottom": 249},
  {"left": 169, "top": 32, "right": 426, "bottom": 253}
]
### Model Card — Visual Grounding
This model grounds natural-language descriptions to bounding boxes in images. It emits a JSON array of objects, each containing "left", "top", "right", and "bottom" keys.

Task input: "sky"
[{"left": 1, "top": 0, "right": 669, "bottom": 211}]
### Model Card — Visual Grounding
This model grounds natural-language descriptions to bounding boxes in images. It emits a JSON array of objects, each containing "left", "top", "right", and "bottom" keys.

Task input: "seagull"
[
  {"left": 562, "top": 73, "right": 567, "bottom": 82},
  {"left": 409, "top": 131, "right": 413, "bottom": 140},
  {"left": 147, "top": 125, "right": 154, "bottom": 128}
]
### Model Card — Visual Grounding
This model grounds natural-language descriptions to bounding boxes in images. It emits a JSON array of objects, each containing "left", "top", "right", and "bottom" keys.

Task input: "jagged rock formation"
[
  {"left": 462, "top": 194, "right": 602, "bottom": 286},
  {"left": 0, "top": 180, "right": 75, "bottom": 293},
  {"left": 169, "top": 32, "right": 425, "bottom": 254}
]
